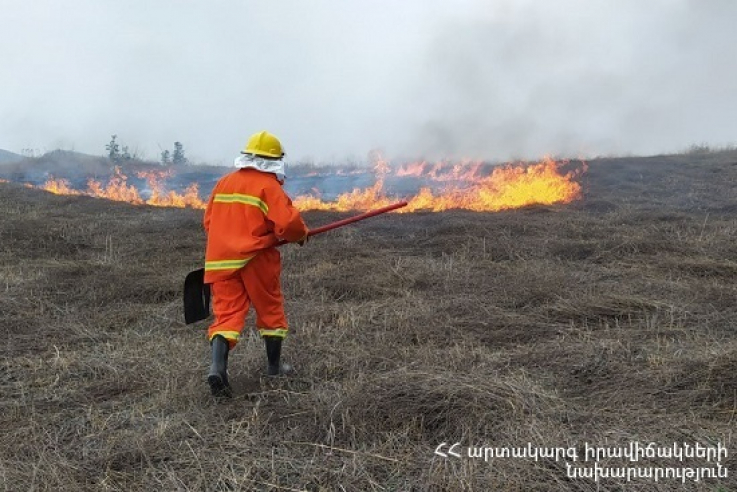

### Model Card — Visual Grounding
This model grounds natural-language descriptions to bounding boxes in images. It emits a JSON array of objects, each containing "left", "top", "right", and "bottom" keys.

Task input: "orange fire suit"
[{"left": 203, "top": 168, "right": 307, "bottom": 348}]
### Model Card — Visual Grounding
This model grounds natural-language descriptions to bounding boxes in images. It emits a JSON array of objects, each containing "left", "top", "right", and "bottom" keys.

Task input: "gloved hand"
[{"left": 297, "top": 233, "right": 309, "bottom": 247}]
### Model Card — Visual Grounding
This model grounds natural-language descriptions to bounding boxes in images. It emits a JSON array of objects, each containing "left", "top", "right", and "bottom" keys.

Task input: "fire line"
[{"left": 33, "top": 156, "right": 586, "bottom": 213}]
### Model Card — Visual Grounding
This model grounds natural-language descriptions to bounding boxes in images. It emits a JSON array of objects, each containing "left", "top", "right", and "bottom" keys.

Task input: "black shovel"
[
  {"left": 183, "top": 268, "right": 211, "bottom": 324},
  {"left": 183, "top": 201, "right": 408, "bottom": 324}
]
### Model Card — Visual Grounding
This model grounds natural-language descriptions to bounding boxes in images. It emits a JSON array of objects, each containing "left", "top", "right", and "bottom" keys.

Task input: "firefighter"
[{"left": 203, "top": 131, "right": 308, "bottom": 397}]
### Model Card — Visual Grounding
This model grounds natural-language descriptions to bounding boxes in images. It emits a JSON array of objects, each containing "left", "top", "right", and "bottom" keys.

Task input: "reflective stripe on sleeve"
[
  {"left": 213, "top": 193, "right": 268, "bottom": 214},
  {"left": 205, "top": 257, "right": 253, "bottom": 271}
]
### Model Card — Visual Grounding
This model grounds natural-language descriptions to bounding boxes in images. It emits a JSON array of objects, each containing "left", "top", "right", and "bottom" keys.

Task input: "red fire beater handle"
[{"left": 275, "top": 200, "right": 408, "bottom": 246}]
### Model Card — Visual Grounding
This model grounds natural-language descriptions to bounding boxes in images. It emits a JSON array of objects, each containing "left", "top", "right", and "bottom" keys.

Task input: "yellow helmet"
[{"left": 242, "top": 131, "right": 284, "bottom": 159}]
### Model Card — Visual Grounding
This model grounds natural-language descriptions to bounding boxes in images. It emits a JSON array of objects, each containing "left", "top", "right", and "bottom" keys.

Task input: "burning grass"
[
  {"left": 1, "top": 150, "right": 737, "bottom": 490},
  {"left": 35, "top": 156, "right": 585, "bottom": 213}
]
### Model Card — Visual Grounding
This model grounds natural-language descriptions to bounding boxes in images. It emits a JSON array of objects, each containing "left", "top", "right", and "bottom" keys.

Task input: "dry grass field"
[{"left": 1, "top": 150, "right": 737, "bottom": 491}]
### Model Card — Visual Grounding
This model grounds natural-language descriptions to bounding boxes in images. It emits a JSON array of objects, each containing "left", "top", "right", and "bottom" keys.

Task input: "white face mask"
[{"left": 233, "top": 154, "right": 287, "bottom": 181}]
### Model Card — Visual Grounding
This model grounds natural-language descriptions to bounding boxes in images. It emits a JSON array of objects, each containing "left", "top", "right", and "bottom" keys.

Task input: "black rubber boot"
[
  {"left": 264, "top": 336, "right": 293, "bottom": 376},
  {"left": 208, "top": 335, "right": 232, "bottom": 397}
]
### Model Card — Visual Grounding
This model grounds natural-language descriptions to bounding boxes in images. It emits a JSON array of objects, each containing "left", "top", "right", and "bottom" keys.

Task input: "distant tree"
[
  {"left": 172, "top": 141, "right": 188, "bottom": 165},
  {"left": 161, "top": 149, "right": 171, "bottom": 165},
  {"left": 106, "top": 135, "right": 121, "bottom": 162},
  {"left": 121, "top": 145, "right": 132, "bottom": 161}
]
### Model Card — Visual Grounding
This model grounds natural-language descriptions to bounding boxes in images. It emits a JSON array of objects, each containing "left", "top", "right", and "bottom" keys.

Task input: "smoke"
[
  {"left": 0, "top": 0, "right": 735, "bottom": 163},
  {"left": 397, "top": 0, "right": 737, "bottom": 160}
]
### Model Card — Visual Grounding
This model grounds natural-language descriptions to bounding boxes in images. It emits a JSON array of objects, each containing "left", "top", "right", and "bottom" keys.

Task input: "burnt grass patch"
[{"left": 1, "top": 150, "right": 737, "bottom": 490}]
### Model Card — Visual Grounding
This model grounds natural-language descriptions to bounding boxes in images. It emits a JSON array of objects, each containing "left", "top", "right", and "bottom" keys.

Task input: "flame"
[
  {"left": 40, "top": 167, "right": 206, "bottom": 208},
  {"left": 29, "top": 156, "right": 585, "bottom": 213},
  {"left": 395, "top": 159, "right": 485, "bottom": 181},
  {"left": 42, "top": 178, "right": 81, "bottom": 195},
  {"left": 294, "top": 156, "right": 585, "bottom": 212},
  {"left": 86, "top": 168, "right": 143, "bottom": 203},
  {"left": 136, "top": 168, "right": 205, "bottom": 208}
]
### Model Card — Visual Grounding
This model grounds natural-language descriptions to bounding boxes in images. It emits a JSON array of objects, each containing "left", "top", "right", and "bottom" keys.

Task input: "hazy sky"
[{"left": 1, "top": 0, "right": 735, "bottom": 164}]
